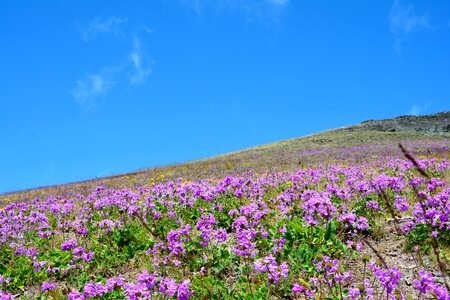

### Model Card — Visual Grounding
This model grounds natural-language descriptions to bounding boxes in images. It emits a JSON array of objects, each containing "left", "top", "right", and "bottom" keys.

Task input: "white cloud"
[
  {"left": 80, "top": 16, "right": 127, "bottom": 42},
  {"left": 137, "top": 25, "right": 154, "bottom": 34},
  {"left": 408, "top": 103, "right": 430, "bottom": 116},
  {"left": 388, "top": 0, "right": 430, "bottom": 52},
  {"left": 182, "top": 0, "right": 203, "bottom": 14},
  {"left": 268, "top": 0, "right": 289, "bottom": 5},
  {"left": 409, "top": 105, "right": 421, "bottom": 116},
  {"left": 71, "top": 36, "right": 154, "bottom": 111},
  {"left": 71, "top": 72, "right": 112, "bottom": 110},
  {"left": 72, "top": 18, "right": 154, "bottom": 112},
  {"left": 181, "top": 0, "right": 289, "bottom": 22},
  {"left": 389, "top": 1, "right": 429, "bottom": 34},
  {"left": 128, "top": 37, "right": 153, "bottom": 85}
]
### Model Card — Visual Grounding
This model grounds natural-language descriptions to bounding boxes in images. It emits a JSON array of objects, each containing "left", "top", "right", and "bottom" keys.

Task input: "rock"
[
  {"left": 435, "top": 276, "right": 450, "bottom": 284},
  {"left": 351, "top": 111, "right": 450, "bottom": 133},
  {"left": 404, "top": 274, "right": 413, "bottom": 286}
]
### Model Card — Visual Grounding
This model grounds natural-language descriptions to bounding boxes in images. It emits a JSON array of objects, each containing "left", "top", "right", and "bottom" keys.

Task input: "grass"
[{"left": 1, "top": 128, "right": 449, "bottom": 206}]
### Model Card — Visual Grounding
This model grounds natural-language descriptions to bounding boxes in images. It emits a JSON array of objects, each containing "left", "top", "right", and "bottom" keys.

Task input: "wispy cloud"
[
  {"left": 268, "top": 0, "right": 289, "bottom": 5},
  {"left": 71, "top": 35, "right": 154, "bottom": 109},
  {"left": 128, "top": 37, "right": 153, "bottom": 85},
  {"left": 97, "top": 169, "right": 112, "bottom": 178},
  {"left": 71, "top": 72, "right": 113, "bottom": 110},
  {"left": 80, "top": 16, "right": 127, "bottom": 42},
  {"left": 388, "top": 0, "right": 430, "bottom": 53},
  {"left": 181, "top": 0, "right": 290, "bottom": 22},
  {"left": 408, "top": 103, "right": 430, "bottom": 116},
  {"left": 137, "top": 25, "right": 154, "bottom": 34},
  {"left": 72, "top": 17, "right": 154, "bottom": 111}
]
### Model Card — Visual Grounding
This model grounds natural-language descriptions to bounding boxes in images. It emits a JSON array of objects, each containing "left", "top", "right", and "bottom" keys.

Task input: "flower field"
[{"left": 1, "top": 146, "right": 450, "bottom": 299}]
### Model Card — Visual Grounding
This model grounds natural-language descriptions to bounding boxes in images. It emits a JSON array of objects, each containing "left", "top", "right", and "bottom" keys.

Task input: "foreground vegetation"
[{"left": 1, "top": 143, "right": 450, "bottom": 299}]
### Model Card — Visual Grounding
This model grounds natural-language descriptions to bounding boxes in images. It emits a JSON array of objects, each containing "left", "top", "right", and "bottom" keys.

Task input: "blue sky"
[{"left": 1, "top": 0, "right": 450, "bottom": 193}]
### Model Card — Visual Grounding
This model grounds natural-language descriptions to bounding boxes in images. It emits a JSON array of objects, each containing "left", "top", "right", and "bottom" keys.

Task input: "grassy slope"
[{"left": 2, "top": 125, "right": 449, "bottom": 206}]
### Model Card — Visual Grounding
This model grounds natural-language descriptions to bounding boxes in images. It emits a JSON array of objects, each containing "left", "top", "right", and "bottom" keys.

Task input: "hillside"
[
  {"left": 1, "top": 112, "right": 450, "bottom": 299},
  {"left": 1, "top": 111, "right": 449, "bottom": 205}
]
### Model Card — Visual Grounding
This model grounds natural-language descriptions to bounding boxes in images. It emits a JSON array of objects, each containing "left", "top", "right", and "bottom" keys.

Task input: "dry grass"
[{"left": 1, "top": 128, "right": 449, "bottom": 207}]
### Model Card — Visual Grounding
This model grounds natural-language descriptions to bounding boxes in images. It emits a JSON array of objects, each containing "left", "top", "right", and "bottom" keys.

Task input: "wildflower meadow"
[{"left": 1, "top": 144, "right": 450, "bottom": 299}]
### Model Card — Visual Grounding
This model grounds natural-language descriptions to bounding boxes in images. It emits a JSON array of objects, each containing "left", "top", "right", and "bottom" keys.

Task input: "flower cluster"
[
  {"left": 0, "top": 154, "right": 450, "bottom": 299},
  {"left": 254, "top": 254, "right": 289, "bottom": 286},
  {"left": 67, "top": 272, "right": 193, "bottom": 300},
  {"left": 413, "top": 270, "right": 450, "bottom": 300}
]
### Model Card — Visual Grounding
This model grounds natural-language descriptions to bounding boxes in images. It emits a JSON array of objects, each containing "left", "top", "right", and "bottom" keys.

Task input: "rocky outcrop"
[{"left": 353, "top": 111, "right": 450, "bottom": 133}]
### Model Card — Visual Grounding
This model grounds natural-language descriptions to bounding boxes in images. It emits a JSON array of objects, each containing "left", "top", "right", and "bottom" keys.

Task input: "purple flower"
[
  {"left": 394, "top": 195, "right": 410, "bottom": 212},
  {"left": 177, "top": 280, "right": 193, "bottom": 300},
  {"left": 0, "top": 291, "right": 14, "bottom": 300},
  {"left": 356, "top": 216, "right": 369, "bottom": 231},
  {"left": 41, "top": 281, "right": 58, "bottom": 292},
  {"left": 433, "top": 286, "right": 450, "bottom": 300},
  {"left": 68, "top": 290, "right": 85, "bottom": 300},
  {"left": 348, "top": 287, "right": 360, "bottom": 299},
  {"left": 167, "top": 224, "right": 191, "bottom": 257},
  {"left": 413, "top": 270, "right": 450, "bottom": 299},
  {"left": 137, "top": 271, "right": 158, "bottom": 289},
  {"left": 292, "top": 283, "right": 304, "bottom": 294},
  {"left": 124, "top": 283, "right": 150, "bottom": 300},
  {"left": 413, "top": 270, "right": 435, "bottom": 294},
  {"left": 73, "top": 246, "right": 86, "bottom": 256},
  {"left": 81, "top": 251, "right": 94, "bottom": 262},
  {"left": 279, "top": 262, "right": 289, "bottom": 280},
  {"left": 366, "top": 200, "right": 379, "bottom": 210},
  {"left": 228, "top": 209, "right": 238, "bottom": 216},
  {"left": 301, "top": 191, "right": 336, "bottom": 225},
  {"left": 26, "top": 247, "right": 39, "bottom": 258},
  {"left": 356, "top": 243, "right": 363, "bottom": 252},
  {"left": 232, "top": 216, "right": 248, "bottom": 230},
  {"left": 254, "top": 260, "right": 268, "bottom": 273},
  {"left": 213, "top": 228, "right": 227, "bottom": 243},
  {"left": 370, "top": 263, "right": 402, "bottom": 295},
  {"left": 83, "top": 281, "right": 106, "bottom": 298},
  {"left": 159, "top": 277, "right": 179, "bottom": 297},
  {"left": 33, "top": 260, "right": 47, "bottom": 272},
  {"left": 339, "top": 213, "right": 357, "bottom": 226},
  {"left": 234, "top": 228, "right": 257, "bottom": 257},
  {"left": 106, "top": 276, "right": 124, "bottom": 292},
  {"left": 254, "top": 255, "right": 289, "bottom": 286},
  {"left": 61, "top": 239, "right": 77, "bottom": 251}
]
